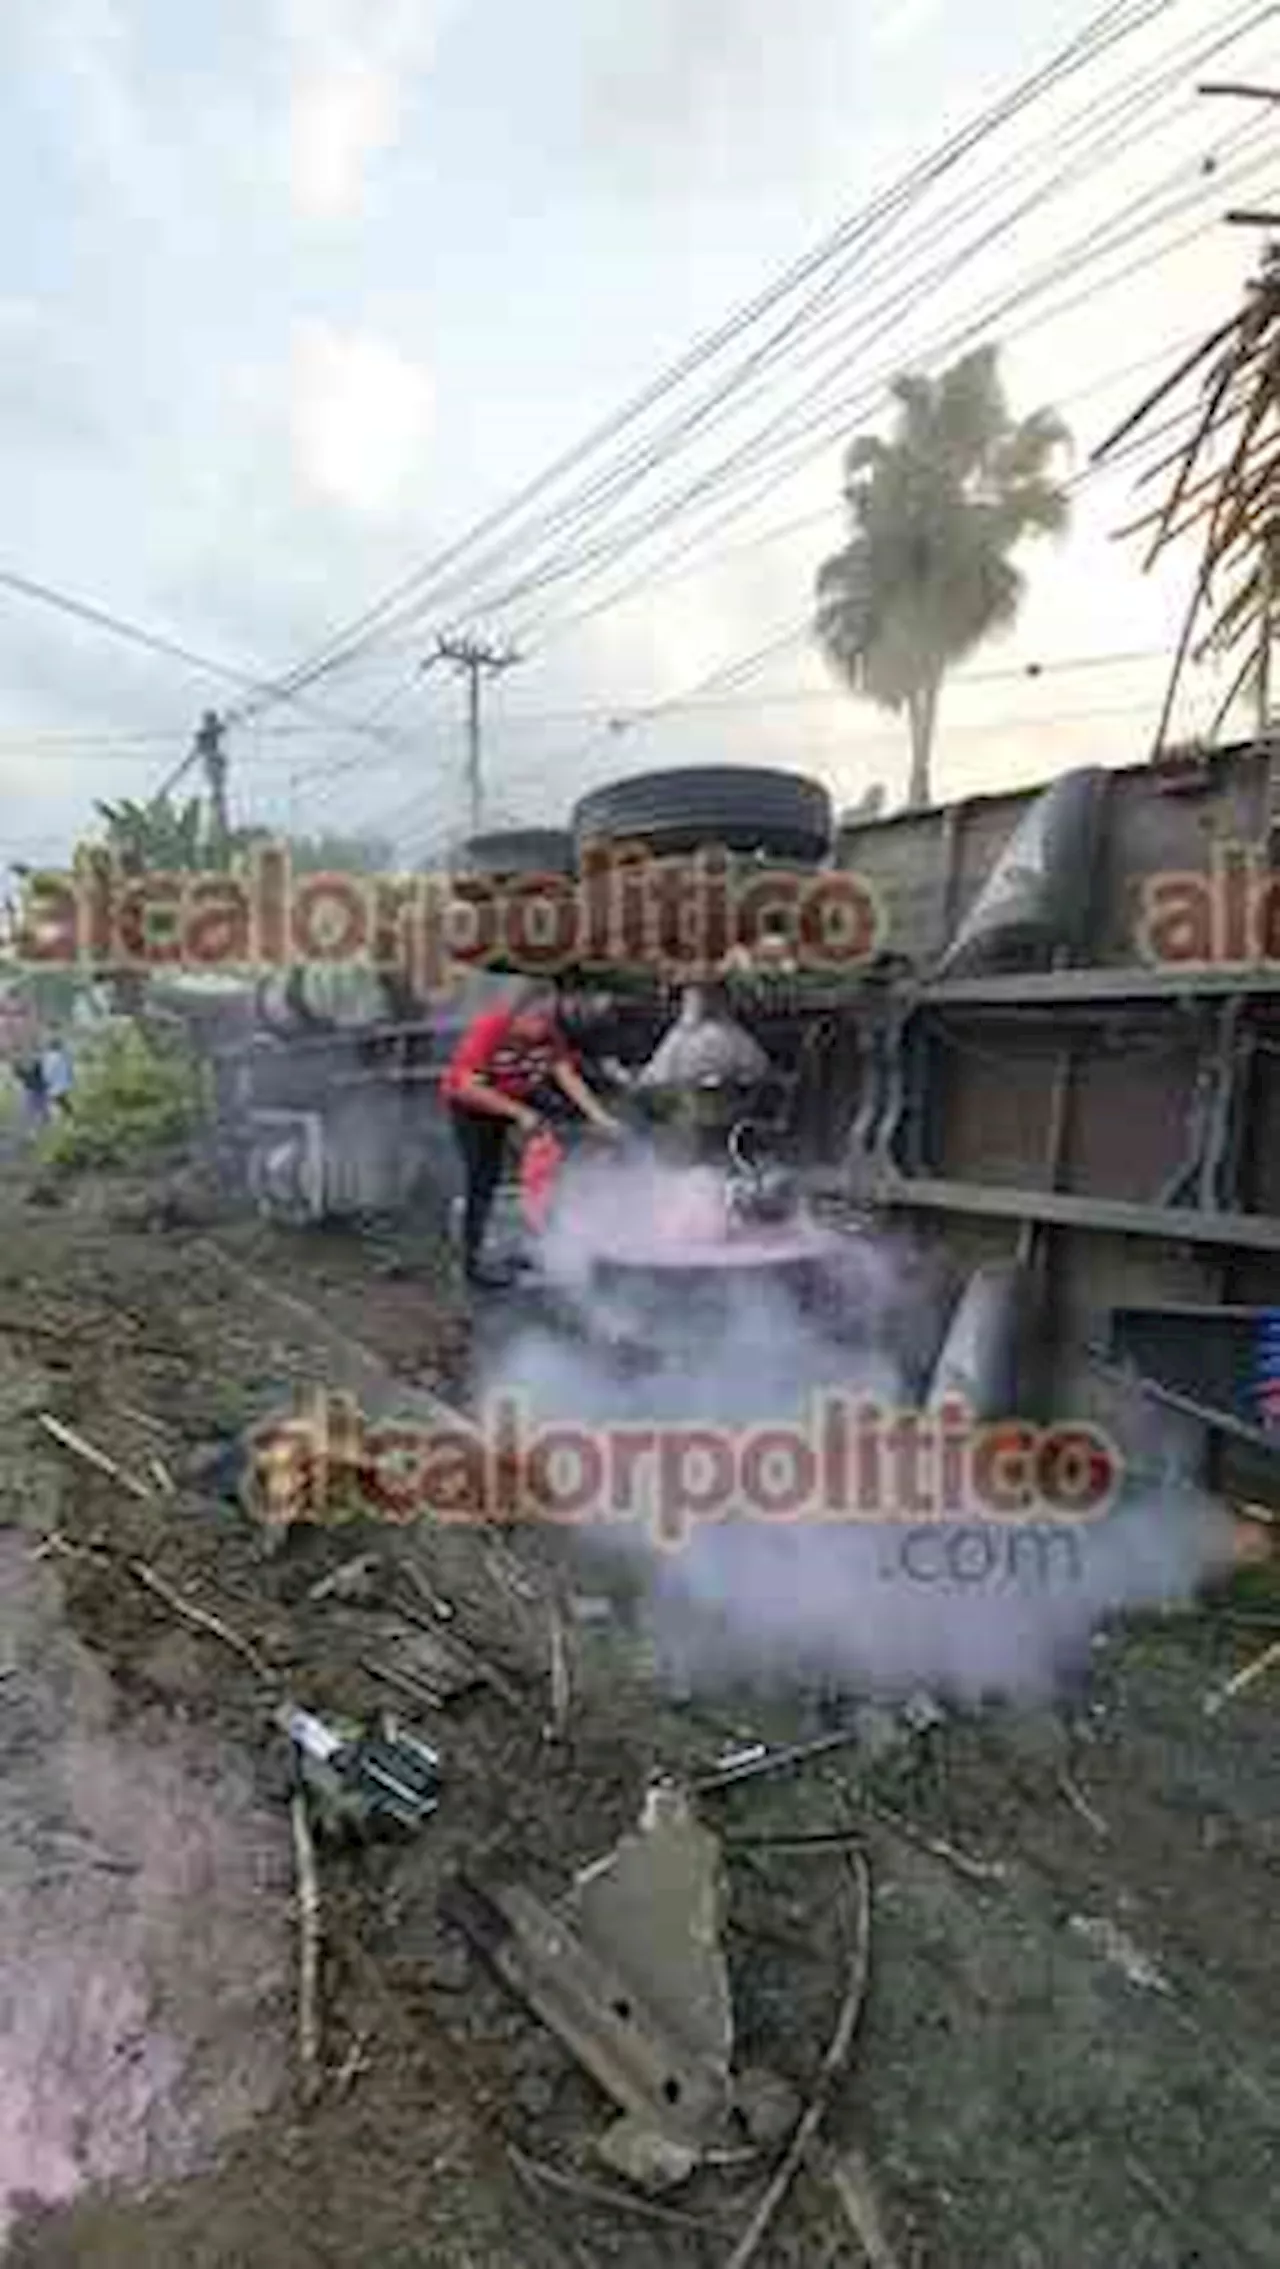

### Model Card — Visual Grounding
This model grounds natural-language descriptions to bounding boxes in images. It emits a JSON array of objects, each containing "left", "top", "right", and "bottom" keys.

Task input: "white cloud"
[
  {"left": 289, "top": 324, "right": 433, "bottom": 514},
  {"left": 280, "top": 0, "right": 444, "bottom": 218},
  {"left": 288, "top": 59, "right": 399, "bottom": 218}
]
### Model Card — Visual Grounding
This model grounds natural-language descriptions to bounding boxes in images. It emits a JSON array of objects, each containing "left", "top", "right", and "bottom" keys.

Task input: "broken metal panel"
[
  {"left": 442, "top": 1784, "right": 744, "bottom": 2187},
  {"left": 925, "top": 1263, "right": 1030, "bottom": 1419},
  {"left": 937, "top": 768, "right": 1105, "bottom": 976}
]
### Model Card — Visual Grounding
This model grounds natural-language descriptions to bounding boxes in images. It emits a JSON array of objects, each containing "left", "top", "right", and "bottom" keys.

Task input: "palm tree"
[{"left": 815, "top": 345, "right": 1070, "bottom": 809}]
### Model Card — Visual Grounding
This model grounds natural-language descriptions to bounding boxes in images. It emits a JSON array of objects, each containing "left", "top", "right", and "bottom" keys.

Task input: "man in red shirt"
[{"left": 442, "top": 981, "right": 621, "bottom": 1286}]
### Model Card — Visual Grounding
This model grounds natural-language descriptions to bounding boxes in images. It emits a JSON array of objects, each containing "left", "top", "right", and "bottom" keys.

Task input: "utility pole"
[
  {"left": 194, "top": 709, "right": 229, "bottom": 856},
  {"left": 432, "top": 635, "right": 520, "bottom": 836}
]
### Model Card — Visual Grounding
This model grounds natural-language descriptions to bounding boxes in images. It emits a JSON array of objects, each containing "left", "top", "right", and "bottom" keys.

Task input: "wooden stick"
[
  {"left": 359, "top": 1656, "right": 447, "bottom": 1712},
  {"left": 39, "top": 1531, "right": 273, "bottom": 1681},
  {"left": 290, "top": 1790, "right": 323, "bottom": 2102},
  {"left": 724, "top": 1848, "right": 872, "bottom": 2269},
  {"left": 1204, "top": 1635, "right": 1280, "bottom": 1715},
  {"left": 128, "top": 1561, "right": 273, "bottom": 1679},
  {"left": 862, "top": 1798, "right": 1008, "bottom": 1886},
  {"left": 507, "top": 2146, "right": 727, "bottom": 2235},
  {"left": 37, "top": 1412, "right": 154, "bottom": 1500},
  {"left": 547, "top": 1604, "right": 571, "bottom": 1738},
  {"left": 1057, "top": 1769, "right": 1110, "bottom": 1841}
]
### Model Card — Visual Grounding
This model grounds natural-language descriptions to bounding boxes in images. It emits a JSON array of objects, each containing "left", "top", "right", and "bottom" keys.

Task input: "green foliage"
[
  {"left": 815, "top": 343, "right": 1071, "bottom": 808},
  {"left": 90, "top": 799, "right": 393, "bottom": 880},
  {"left": 283, "top": 831, "right": 396, "bottom": 875},
  {"left": 39, "top": 1023, "right": 206, "bottom": 1170},
  {"left": 96, "top": 792, "right": 210, "bottom": 870}
]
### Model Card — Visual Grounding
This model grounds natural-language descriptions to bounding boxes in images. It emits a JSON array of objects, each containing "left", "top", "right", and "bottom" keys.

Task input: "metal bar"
[
  {"left": 917, "top": 967, "right": 1280, "bottom": 1006},
  {"left": 1084, "top": 1345, "right": 1280, "bottom": 1456},
  {"left": 1018, "top": 1033, "right": 1073, "bottom": 1268},
  {"left": 868, "top": 1172, "right": 1280, "bottom": 1253}
]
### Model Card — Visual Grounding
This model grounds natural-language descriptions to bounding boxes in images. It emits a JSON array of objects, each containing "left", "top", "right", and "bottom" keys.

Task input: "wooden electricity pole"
[
  {"left": 432, "top": 635, "right": 520, "bottom": 836},
  {"left": 194, "top": 709, "right": 229, "bottom": 855}
]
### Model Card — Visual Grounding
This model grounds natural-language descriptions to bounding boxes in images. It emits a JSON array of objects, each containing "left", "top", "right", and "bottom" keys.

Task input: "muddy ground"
[{"left": 0, "top": 1162, "right": 1276, "bottom": 2268}]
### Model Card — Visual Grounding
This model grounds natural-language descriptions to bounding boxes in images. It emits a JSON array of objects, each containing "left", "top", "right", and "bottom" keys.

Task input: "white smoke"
[{"left": 485, "top": 1149, "right": 1237, "bottom": 1703}]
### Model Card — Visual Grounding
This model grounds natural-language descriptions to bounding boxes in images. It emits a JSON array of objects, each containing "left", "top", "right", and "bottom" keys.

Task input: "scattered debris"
[
  {"left": 280, "top": 1702, "right": 443, "bottom": 1838},
  {"left": 360, "top": 1656, "right": 448, "bottom": 1712},
  {"left": 39, "top": 1530, "right": 274, "bottom": 1680},
  {"left": 1204, "top": 1635, "right": 1280, "bottom": 1716},
  {"left": 37, "top": 1410, "right": 155, "bottom": 1501},
  {"left": 863, "top": 1798, "right": 1009, "bottom": 1886},
  {"left": 724, "top": 1828, "right": 866, "bottom": 1856},
  {"left": 386, "top": 1600, "right": 513, "bottom": 1704},
  {"left": 506, "top": 2143, "right": 729, "bottom": 2235},
  {"left": 398, "top": 1559, "right": 457, "bottom": 1620},
  {"left": 307, "top": 1553, "right": 383, "bottom": 1604},
  {"left": 547, "top": 1602, "right": 571, "bottom": 1739},
  {"left": 1067, "top": 1913, "right": 1171, "bottom": 1996},
  {"left": 290, "top": 1788, "right": 323, "bottom": 2102},
  {"left": 445, "top": 1780, "right": 749, "bottom": 2191},
  {"left": 1057, "top": 1768, "right": 1110, "bottom": 1841},
  {"left": 724, "top": 1848, "right": 873, "bottom": 2269},
  {"left": 694, "top": 1726, "right": 863, "bottom": 1794},
  {"left": 736, "top": 2067, "right": 803, "bottom": 2149}
]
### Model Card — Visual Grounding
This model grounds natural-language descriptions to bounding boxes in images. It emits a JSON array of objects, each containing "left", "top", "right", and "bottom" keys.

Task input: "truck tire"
[
  {"left": 451, "top": 828, "right": 575, "bottom": 878},
  {"left": 571, "top": 766, "right": 833, "bottom": 865}
]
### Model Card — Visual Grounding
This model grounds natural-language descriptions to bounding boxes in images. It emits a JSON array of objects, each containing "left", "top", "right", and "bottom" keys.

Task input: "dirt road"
[{"left": 0, "top": 1170, "right": 1276, "bottom": 2267}]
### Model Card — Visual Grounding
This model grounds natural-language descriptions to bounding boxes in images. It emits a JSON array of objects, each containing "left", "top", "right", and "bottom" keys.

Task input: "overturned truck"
[{"left": 188, "top": 745, "right": 1280, "bottom": 1513}]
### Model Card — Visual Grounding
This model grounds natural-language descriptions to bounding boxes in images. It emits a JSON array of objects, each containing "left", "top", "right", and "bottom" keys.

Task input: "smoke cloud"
[{"left": 485, "top": 1150, "right": 1236, "bottom": 1704}]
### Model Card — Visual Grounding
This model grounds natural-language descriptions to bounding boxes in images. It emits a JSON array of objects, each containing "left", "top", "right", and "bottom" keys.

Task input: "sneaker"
[{"left": 465, "top": 1260, "right": 515, "bottom": 1292}]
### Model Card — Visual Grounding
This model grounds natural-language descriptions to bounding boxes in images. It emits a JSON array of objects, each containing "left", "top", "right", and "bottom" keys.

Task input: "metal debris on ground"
[
  {"left": 444, "top": 1779, "right": 789, "bottom": 2193},
  {"left": 280, "top": 1701, "right": 442, "bottom": 1838},
  {"left": 694, "top": 1726, "right": 864, "bottom": 1794}
]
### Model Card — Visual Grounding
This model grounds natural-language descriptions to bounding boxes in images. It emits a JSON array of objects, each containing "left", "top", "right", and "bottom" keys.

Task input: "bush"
[{"left": 39, "top": 1022, "right": 208, "bottom": 1170}]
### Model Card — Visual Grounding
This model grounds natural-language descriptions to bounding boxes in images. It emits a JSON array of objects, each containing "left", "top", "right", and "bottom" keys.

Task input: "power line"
[
  {"left": 0, "top": 564, "right": 428, "bottom": 789},
  {"left": 305, "top": 32, "right": 1266, "bottom": 703},
  {"left": 233, "top": 0, "right": 1186, "bottom": 720},
  {"left": 506, "top": 118, "right": 1275, "bottom": 655}
]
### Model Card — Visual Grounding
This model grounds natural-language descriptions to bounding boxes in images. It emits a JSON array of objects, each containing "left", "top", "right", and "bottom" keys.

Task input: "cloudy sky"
[{"left": 0, "top": 0, "right": 1276, "bottom": 869}]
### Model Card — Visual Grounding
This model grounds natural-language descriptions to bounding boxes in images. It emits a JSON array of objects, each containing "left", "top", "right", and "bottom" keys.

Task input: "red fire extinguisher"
[{"left": 519, "top": 1127, "right": 565, "bottom": 1234}]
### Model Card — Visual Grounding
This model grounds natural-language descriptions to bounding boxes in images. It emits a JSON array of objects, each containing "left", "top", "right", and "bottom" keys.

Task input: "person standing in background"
[
  {"left": 40, "top": 1034, "right": 73, "bottom": 1116},
  {"left": 13, "top": 1051, "right": 48, "bottom": 1132}
]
